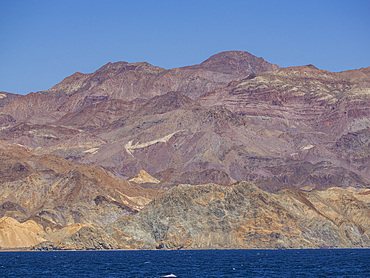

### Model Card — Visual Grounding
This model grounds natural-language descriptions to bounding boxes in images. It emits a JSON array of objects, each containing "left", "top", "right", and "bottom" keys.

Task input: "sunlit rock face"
[
  {"left": 109, "top": 182, "right": 370, "bottom": 250},
  {"left": 31, "top": 182, "right": 370, "bottom": 250},
  {"left": 0, "top": 217, "right": 46, "bottom": 249}
]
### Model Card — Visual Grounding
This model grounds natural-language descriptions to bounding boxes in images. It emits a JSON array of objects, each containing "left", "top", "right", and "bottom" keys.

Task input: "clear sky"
[{"left": 1, "top": 0, "right": 369, "bottom": 95}]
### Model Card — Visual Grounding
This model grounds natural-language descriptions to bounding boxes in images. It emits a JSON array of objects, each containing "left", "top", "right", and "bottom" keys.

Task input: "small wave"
[{"left": 161, "top": 274, "right": 177, "bottom": 278}]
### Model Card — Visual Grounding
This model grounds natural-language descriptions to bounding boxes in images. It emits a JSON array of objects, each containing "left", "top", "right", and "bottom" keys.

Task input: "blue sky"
[{"left": 1, "top": 0, "right": 369, "bottom": 95}]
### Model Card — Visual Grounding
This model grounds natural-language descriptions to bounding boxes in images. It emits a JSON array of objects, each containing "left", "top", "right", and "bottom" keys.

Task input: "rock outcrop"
[
  {"left": 129, "top": 170, "right": 160, "bottom": 184},
  {"left": 106, "top": 182, "right": 370, "bottom": 250},
  {"left": 31, "top": 181, "right": 370, "bottom": 250}
]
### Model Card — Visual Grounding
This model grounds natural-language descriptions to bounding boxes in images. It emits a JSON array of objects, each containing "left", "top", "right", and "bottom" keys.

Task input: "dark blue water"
[{"left": 0, "top": 249, "right": 369, "bottom": 277}]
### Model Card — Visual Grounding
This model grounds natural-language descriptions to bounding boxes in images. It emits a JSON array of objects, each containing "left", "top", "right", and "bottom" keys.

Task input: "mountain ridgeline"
[{"left": 0, "top": 51, "right": 369, "bottom": 250}]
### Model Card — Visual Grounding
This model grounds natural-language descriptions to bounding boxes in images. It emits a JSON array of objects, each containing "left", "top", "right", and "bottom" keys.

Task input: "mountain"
[
  {"left": 1, "top": 67, "right": 368, "bottom": 191},
  {"left": 1, "top": 51, "right": 279, "bottom": 124},
  {"left": 0, "top": 51, "right": 369, "bottom": 250}
]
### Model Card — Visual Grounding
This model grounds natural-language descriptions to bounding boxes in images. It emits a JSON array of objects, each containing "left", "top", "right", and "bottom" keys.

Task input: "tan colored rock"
[
  {"left": 0, "top": 217, "right": 46, "bottom": 249},
  {"left": 110, "top": 182, "right": 370, "bottom": 250},
  {"left": 24, "top": 182, "right": 370, "bottom": 250},
  {"left": 129, "top": 170, "right": 160, "bottom": 184}
]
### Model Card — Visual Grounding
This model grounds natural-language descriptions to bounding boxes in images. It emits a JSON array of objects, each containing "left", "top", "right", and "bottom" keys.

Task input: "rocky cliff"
[{"left": 30, "top": 182, "right": 370, "bottom": 250}]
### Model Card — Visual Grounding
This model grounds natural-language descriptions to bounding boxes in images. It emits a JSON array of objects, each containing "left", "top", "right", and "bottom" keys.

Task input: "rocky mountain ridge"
[
  {"left": 1, "top": 51, "right": 279, "bottom": 124},
  {"left": 0, "top": 50, "right": 369, "bottom": 250},
  {"left": 0, "top": 52, "right": 368, "bottom": 190}
]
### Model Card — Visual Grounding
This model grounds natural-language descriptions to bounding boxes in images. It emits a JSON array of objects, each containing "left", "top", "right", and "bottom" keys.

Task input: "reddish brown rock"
[
  {"left": 1, "top": 51, "right": 279, "bottom": 123},
  {"left": 0, "top": 52, "right": 369, "bottom": 215}
]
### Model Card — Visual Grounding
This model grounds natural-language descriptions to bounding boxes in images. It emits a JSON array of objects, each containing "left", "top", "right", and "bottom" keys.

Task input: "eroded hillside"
[{"left": 0, "top": 51, "right": 369, "bottom": 250}]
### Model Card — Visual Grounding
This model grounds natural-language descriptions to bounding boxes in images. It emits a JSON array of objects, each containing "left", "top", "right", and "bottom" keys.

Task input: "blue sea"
[{"left": 0, "top": 249, "right": 369, "bottom": 277}]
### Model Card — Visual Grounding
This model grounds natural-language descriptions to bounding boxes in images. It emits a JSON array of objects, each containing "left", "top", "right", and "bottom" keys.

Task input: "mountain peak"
[
  {"left": 188, "top": 50, "right": 280, "bottom": 74},
  {"left": 99, "top": 61, "right": 164, "bottom": 70},
  {"left": 304, "top": 64, "right": 319, "bottom": 70},
  {"left": 204, "top": 50, "right": 259, "bottom": 62}
]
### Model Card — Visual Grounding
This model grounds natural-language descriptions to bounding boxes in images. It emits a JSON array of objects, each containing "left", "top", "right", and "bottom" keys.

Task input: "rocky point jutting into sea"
[{"left": 0, "top": 51, "right": 369, "bottom": 250}]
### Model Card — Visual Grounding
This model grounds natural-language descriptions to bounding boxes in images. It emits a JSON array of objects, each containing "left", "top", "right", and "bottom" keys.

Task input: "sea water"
[{"left": 0, "top": 249, "right": 369, "bottom": 277}]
